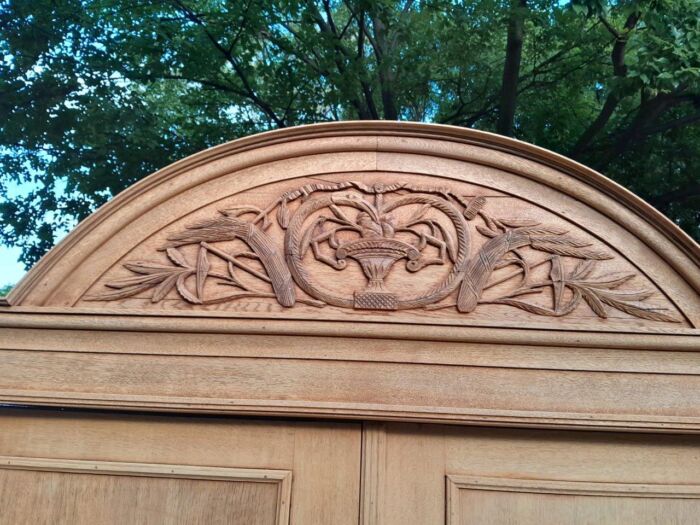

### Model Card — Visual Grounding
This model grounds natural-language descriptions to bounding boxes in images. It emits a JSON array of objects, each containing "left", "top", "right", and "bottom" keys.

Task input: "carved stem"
[
  {"left": 458, "top": 230, "right": 531, "bottom": 312},
  {"left": 484, "top": 258, "right": 549, "bottom": 290},
  {"left": 201, "top": 242, "right": 272, "bottom": 283}
]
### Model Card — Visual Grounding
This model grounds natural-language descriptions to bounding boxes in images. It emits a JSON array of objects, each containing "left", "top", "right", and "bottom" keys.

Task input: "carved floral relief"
[{"left": 87, "top": 180, "right": 680, "bottom": 323}]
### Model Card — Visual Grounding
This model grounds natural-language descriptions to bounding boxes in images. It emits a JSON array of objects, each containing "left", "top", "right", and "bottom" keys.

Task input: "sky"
[
  {"left": 0, "top": 245, "right": 26, "bottom": 287},
  {"left": 1, "top": 179, "right": 57, "bottom": 288}
]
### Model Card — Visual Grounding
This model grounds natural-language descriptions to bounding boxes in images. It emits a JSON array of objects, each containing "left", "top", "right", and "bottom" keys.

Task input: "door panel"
[
  {"left": 367, "top": 423, "right": 700, "bottom": 525},
  {"left": 446, "top": 475, "right": 700, "bottom": 525},
  {"left": 1, "top": 459, "right": 288, "bottom": 525},
  {"left": 0, "top": 409, "right": 361, "bottom": 525}
]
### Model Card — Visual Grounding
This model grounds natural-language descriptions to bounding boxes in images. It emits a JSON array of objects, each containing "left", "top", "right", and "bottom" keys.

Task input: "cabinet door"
[
  {"left": 0, "top": 409, "right": 361, "bottom": 525},
  {"left": 362, "top": 423, "right": 700, "bottom": 525}
]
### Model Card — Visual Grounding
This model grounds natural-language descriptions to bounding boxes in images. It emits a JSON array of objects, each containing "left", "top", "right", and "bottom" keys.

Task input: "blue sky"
[
  {"left": 1, "top": 179, "right": 66, "bottom": 288},
  {"left": 0, "top": 245, "right": 26, "bottom": 286}
]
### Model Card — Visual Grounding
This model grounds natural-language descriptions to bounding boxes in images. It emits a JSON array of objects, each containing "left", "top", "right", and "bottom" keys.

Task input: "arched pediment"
[{"left": 6, "top": 122, "right": 700, "bottom": 330}]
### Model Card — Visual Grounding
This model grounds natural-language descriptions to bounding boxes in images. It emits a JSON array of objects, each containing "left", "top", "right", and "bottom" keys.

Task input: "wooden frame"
[
  {"left": 0, "top": 122, "right": 698, "bottom": 434},
  {"left": 1, "top": 456, "right": 292, "bottom": 524},
  {"left": 446, "top": 475, "right": 700, "bottom": 524}
]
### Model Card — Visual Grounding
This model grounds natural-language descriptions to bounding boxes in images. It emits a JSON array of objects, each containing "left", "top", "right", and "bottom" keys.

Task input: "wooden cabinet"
[
  {"left": 3, "top": 412, "right": 700, "bottom": 524},
  {"left": 1, "top": 123, "right": 699, "bottom": 523}
]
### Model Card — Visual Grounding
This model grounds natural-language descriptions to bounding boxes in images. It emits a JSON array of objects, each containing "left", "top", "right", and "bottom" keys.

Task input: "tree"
[{"left": 1, "top": 0, "right": 698, "bottom": 267}]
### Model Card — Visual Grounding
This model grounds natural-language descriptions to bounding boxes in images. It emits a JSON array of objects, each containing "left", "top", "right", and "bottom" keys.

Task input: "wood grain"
[
  {"left": 375, "top": 423, "right": 700, "bottom": 524},
  {"left": 447, "top": 476, "right": 700, "bottom": 525},
  {"left": 2, "top": 120, "right": 698, "bottom": 524},
  {"left": 0, "top": 457, "right": 290, "bottom": 525},
  {"left": 3, "top": 122, "right": 696, "bottom": 329},
  {"left": 0, "top": 409, "right": 361, "bottom": 525}
]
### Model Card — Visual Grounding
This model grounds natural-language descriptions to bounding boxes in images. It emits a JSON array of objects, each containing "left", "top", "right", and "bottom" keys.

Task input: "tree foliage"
[{"left": 1, "top": 0, "right": 699, "bottom": 266}]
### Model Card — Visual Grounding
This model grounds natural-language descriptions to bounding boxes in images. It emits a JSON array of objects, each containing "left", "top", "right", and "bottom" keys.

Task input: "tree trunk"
[{"left": 496, "top": 0, "right": 527, "bottom": 136}]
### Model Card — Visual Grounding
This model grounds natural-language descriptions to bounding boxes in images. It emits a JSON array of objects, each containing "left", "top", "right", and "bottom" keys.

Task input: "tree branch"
[
  {"left": 569, "top": 12, "right": 640, "bottom": 157},
  {"left": 648, "top": 182, "right": 700, "bottom": 209},
  {"left": 170, "top": 0, "right": 286, "bottom": 127}
]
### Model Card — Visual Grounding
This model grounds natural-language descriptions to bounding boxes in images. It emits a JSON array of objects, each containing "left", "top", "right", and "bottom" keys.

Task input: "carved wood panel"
[{"left": 82, "top": 174, "right": 683, "bottom": 327}]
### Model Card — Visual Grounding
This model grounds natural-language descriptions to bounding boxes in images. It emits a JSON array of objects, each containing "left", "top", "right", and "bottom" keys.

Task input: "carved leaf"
[
  {"left": 494, "top": 255, "right": 519, "bottom": 270},
  {"left": 493, "top": 298, "right": 555, "bottom": 316},
  {"left": 221, "top": 205, "right": 263, "bottom": 218},
  {"left": 300, "top": 219, "right": 323, "bottom": 257},
  {"left": 329, "top": 204, "right": 354, "bottom": 224},
  {"left": 534, "top": 236, "right": 592, "bottom": 248},
  {"left": 276, "top": 200, "right": 291, "bottom": 229},
  {"left": 463, "top": 197, "right": 486, "bottom": 220},
  {"left": 406, "top": 203, "right": 433, "bottom": 224},
  {"left": 570, "top": 259, "right": 596, "bottom": 280},
  {"left": 518, "top": 226, "right": 569, "bottom": 236},
  {"left": 602, "top": 289, "right": 655, "bottom": 301},
  {"left": 166, "top": 248, "right": 189, "bottom": 268},
  {"left": 476, "top": 225, "right": 498, "bottom": 238},
  {"left": 498, "top": 218, "right": 540, "bottom": 228},
  {"left": 176, "top": 273, "right": 201, "bottom": 304},
  {"left": 578, "top": 272, "right": 635, "bottom": 289},
  {"left": 151, "top": 273, "right": 179, "bottom": 302},
  {"left": 530, "top": 241, "right": 612, "bottom": 260},
  {"left": 599, "top": 296, "right": 681, "bottom": 323},
  {"left": 227, "top": 261, "right": 245, "bottom": 288},
  {"left": 105, "top": 273, "right": 170, "bottom": 289},
  {"left": 480, "top": 212, "right": 499, "bottom": 231},
  {"left": 581, "top": 289, "right": 608, "bottom": 318},
  {"left": 433, "top": 221, "right": 457, "bottom": 262},
  {"left": 495, "top": 289, "right": 581, "bottom": 317},
  {"left": 85, "top": 283, "right": 157, "bottom": 301},
  {"left": 196, "top": 245, "right": 210, "bottom": 299},
  {"left": 123, "top": 262, "right": 178, "bottom": 275}
]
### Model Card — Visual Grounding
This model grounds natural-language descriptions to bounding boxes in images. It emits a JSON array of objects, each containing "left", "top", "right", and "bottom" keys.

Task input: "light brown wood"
[
  {"left": 0, "top": 310, "right": 699, "bottom": 432},
  {"left": 0, "top": 409, "right": 361, "bottom": 525},
  {"left": 0, "top": 122, "right": 697, "bottom": 430},
  {"left": 360, "top": 423, "right": 387, "bottom": 525},
  {"left": 3, "top": 122, "right": 697, "bottom": 329},
  {"left": 447, "top": 476, "right": 700, "bottom": 525},
  {"left": 371, "top": 423, "right": 700, "bottom": 524},
  {"left": 0, "top": 457, "right": 290, "bottom": 525},
  {"left": 0, "top": 122, "right": 698, "bottom": 522}
]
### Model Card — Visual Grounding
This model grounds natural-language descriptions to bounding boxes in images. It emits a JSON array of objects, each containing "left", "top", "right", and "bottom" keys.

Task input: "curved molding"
[{"left": 4, "top": 122, "right": 699, "bottom": 329}]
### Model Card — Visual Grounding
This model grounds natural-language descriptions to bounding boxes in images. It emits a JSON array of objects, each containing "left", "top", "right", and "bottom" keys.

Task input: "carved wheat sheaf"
[{"left": 86, "top": 181, "right": 680, "bottom": 323}]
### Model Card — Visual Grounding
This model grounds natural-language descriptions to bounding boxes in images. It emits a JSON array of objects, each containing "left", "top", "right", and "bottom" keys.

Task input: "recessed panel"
[
  {"left": 447, "top": 476, "right": 700, "bottom": 525},
  {"left": 0, "top": 459, "right": 290, "bottom": 525}
]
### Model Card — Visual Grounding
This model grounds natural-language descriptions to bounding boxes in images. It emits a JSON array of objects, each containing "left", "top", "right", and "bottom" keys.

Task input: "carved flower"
[{"left": 356, "top": 212, "right": 396, "bottom": 238}]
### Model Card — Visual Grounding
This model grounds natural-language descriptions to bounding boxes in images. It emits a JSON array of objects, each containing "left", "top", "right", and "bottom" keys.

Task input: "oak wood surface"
[
  {"left": 4, "top": 123, "right": 697, "bottom": 330},
  {"left": 0, "top": 409, "right": 361, "bottom": 525},
  {"left": 0, "top": 310, "right": 699, "bottom": 432},
  {"left": 370, "top": 423, "right": 700, "bottom": 525},
  {"left": 0, "top": 458, "right": 289, "bottom": 525},
  {"left": 0, "top": 122, "right": 698, "bottom": 522}
]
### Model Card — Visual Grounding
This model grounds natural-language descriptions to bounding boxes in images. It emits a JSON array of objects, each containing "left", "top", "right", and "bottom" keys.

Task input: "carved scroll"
[{"left": 86, "top": 180, "right": 681, "bottom": 323}]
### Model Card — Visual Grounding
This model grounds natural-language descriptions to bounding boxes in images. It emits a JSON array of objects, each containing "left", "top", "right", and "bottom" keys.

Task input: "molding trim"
[
  {"left": 1, "top": 310, "right": 699, "bottom": 433},
  {"left": 1, "top": 456, "right": 292, "bottom": 524},
  {"left": 446, "top": 474, "right": 700, "bottom": 525},
  {"left": 360, "top": 423, "right": 387, "bottom": 525},
  {"left": 0, "top": 310, "right": 697, "bottom": 347}
]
